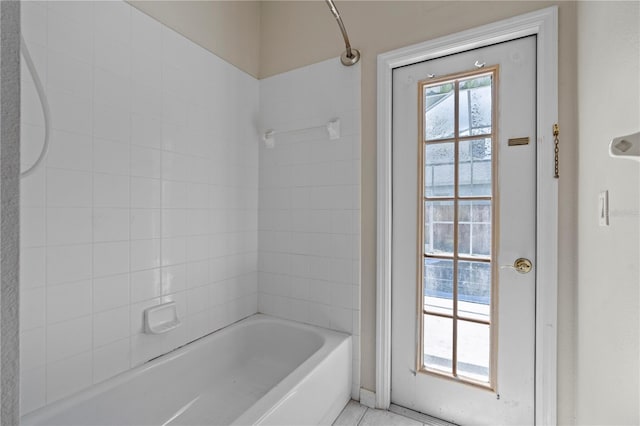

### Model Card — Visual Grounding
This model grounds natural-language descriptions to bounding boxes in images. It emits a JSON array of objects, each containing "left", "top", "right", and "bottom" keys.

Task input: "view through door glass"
[{"left": 420, "top": 70, "right": 496, "bottom": 387}]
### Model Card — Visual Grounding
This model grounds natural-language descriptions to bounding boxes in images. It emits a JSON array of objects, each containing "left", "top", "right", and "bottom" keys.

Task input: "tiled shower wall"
[
  {"left": 258, "top": 58, "right": 361, "bottom": 398},
  {"left": 19, "top": 1, "right": 258, "bottom": 413}
]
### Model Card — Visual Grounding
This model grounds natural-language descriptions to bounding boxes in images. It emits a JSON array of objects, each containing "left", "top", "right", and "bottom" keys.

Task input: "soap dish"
[{"left": 144, "top": 302, "right": 180, "bottom": 335}]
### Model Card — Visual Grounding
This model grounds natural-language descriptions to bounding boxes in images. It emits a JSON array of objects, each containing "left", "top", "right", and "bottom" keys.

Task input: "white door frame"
[{"left": 376, "top": 7, "right": 558, "bottom": 425}]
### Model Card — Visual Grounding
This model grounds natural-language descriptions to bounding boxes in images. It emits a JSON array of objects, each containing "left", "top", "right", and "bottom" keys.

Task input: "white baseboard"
[{"left": 359, "top": 388, "right": 376, "bottom": 409}]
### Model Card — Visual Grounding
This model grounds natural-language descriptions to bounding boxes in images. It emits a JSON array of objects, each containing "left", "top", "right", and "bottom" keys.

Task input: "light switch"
[{"left": 599, "top": 190, "right": 609, "bottom": 226}]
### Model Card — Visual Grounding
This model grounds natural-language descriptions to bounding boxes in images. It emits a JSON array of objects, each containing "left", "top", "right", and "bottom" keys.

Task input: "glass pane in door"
[
  {"left": 423, "top": 314, "right": 453, "bottom": 373},
  {"left": 419, "top": 69, "right": 495, "bottom": 387}
]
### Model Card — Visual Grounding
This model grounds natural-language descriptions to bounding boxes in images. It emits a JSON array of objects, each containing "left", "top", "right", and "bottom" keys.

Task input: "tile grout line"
[
  {"left": 128, "top": 1, "right": 135, "bottom": 372},
  {"left": 89, "top": 0, "right": 96, "bottom": 389},
  {"left": 42, "top": 1, "right": 50, "bottom": 409},
  {"left": 355, "top": 406, "right": 368, "bottom": 426}
]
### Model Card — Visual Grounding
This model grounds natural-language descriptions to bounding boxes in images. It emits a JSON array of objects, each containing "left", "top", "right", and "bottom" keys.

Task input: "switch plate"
[{"left": 599, "top": 190, "right": 609, "bottom": 226}]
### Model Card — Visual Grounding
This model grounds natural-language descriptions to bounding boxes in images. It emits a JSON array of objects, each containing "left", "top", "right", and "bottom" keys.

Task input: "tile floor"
[{"left": 333, "top": 400, "right": 455, "bottom": 426}]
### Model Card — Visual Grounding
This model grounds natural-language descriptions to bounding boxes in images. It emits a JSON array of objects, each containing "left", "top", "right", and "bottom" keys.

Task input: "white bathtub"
[{"left": 21, "top": 314, "right": 352, "bottom": 426}]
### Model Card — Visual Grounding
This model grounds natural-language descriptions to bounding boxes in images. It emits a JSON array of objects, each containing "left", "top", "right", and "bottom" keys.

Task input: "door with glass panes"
[{"left": 391, "top": 36, "right": 536, "bottom": 425}]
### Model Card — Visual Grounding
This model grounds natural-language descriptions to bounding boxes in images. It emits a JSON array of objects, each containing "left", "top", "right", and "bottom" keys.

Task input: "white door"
[{"left": 391, "top": 36, "right": 536, "bottom": 425}]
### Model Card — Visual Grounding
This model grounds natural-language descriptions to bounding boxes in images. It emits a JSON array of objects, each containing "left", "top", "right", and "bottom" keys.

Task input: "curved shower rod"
[{"left": 325, "top": 0, "right": 360, "bottom": 66}]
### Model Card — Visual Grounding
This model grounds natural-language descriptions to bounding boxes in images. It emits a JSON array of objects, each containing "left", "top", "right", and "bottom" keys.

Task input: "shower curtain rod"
[{"left": 325, "top": 0, "right": 360, "bottom": 66}]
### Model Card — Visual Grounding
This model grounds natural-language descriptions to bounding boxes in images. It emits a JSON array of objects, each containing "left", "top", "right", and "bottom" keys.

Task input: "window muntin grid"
[{"left": 418, "top": 68, "right": 497, "bottom": 388}]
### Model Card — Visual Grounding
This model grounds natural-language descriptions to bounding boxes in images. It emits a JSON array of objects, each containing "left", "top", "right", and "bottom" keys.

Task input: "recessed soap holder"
[{"left": 144, "top": 302, "right": 180, "bottom": 335}]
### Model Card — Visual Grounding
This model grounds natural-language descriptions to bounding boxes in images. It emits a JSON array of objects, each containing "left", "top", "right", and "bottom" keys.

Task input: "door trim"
[{"left": 376, "top": 7, "right": 558, "bottom": 425}]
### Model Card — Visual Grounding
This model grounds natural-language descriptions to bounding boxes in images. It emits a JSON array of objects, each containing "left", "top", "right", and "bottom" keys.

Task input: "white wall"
[
  {"left": 258, "top": 58, "right": 361, "bottom": 398},
  {"left": 576, "top": 1, "right": 639, "bottom": 423},
  {"left": 19, "top": 1, "right": 258, "bottom": 414}
]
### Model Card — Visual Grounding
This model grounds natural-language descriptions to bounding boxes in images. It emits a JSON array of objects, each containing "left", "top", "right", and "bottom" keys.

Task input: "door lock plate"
[{"left": 508, "top": 137, "right": 530, "bottom": 146}]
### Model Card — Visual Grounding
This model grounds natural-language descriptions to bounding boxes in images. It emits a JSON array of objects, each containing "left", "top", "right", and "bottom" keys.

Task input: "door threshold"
[{"left": 389, "top": 404, "right": 457, "bottom": 426}]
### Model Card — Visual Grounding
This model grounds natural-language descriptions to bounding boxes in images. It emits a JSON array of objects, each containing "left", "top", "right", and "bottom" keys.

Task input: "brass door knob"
[{"left": 501, "top": 258, "right": 533, "bottom": 274}]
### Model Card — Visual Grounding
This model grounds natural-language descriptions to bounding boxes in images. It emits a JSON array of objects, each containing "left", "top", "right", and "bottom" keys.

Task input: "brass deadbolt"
[{"left": 513, "top": 258, "right": 533, "bottom": 274}]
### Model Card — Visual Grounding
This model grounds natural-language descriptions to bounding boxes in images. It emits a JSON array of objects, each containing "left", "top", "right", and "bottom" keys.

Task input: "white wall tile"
[
  {"left": 93, "top": 274, "right": 130, "bottom": 313},
  {"left": 95, "top": 68, "right": 130, "bottom": 111},
  {"left": 47, "top": 207, "right": 92, "bottom": 245},
  {"left": 161, "top": 209, "right": 187, "bottom": 238},
  {"left": 162, "top": 65, "right": 187, "bottom": 102},
  {"left": 186, "top": 210, "right": 209, "bottom": 236},
  {"left": 186, "top": 286, "right": 209, "bottom": 315},
  {"left": 130, "top": 239, "right": 161, "bottom": 271},
  {"left": 48, "top": 88, "right": 92, "bottom": 135},
  {"left": 161, "top": 180, "right": 188, "bottom": 208},
  {"left": 21, "top": 98, "right": 41, "bottom": 141},
  {"left": 48, "top": 1, "right": 94, "bottom": 27},
  {"left": 130, "top": 333, "right": 164, "bottom": 367},
  {"left": 93, "top": 339, "right": 130, "bottom": 384},
  {"left": 93, "top": 306, "right": 130, "bottom": 347},
  {"left": 258, "top": 58, "right": 361, "bottom": 392},
  {"left": 160, "top": 293, "right": 188, "bottom": 337},
  {"left": 22, "top": 128, "right": 45, "bottom": 172},
  {"left": 130, "top": 145, "right": 161, "bottom": 179},
  {"left": 22, "top": 44, "right": 48, "bottom": 104},
  {"left": 130, "top": 268, "right": 162, "bottom": 303},
  {"left": 186, "top": 260, "right": 209, "bottom": 289},
  {"left": 46, "top": 316, "right": 92, "bottom": 363},
  {"left": 94, "top": 173, "right": 130, "bottom": 208},
  {"left": 19, "top": 168, "right": 46, "bottom": 208},
  {"left": 186, "top": 235, "right": 209, "bottom": 262},
  {"left": 46, "top": 130, "right": 92, "bottom": 171},
  {"left": 94, "top": 34, "right": 131, "bottom": 79},
  {"left": 20, "top": 366, "right": 46, "bottom": 415},
  {"left": 131, "top": 113, "right": 162, "bottom": 149},
  {"left": 93, "top": 0, "right": 131, "bottom": 46},
  {"left": 47, "top": 168, "right": 92, "bottom": 207},
  {"left": 130, "top": 177, "right": 161, "bottom": 209},
  {"left": 47, "top": 50, "right": 93, "bottom": 97},
  {"left": 20, "top": 0, "right": 259, "bottom": 413},
  {"left": 330, "top": 306, "right": 353, "bottom": 334},
  {"left": 331, "top": 283, "right": 355, "bottom": 310},
  {"left": 93, "top": 138, "right": 130, "bottom": 175},
  {"left": 21, "top": 2, "right": 47, "bottom": 47},
  {"left": 93, "top": 241, "right": 130, "bottom": 278},
  {"left": 132, "top": 55, "right": 161, "bottom": 91},
  {"left": 20, "top": 288, "right": 45, "bottom": 331},
  {"left": 131, "top": 83, "right": 162, "bottom": 118},
  {"left": 47, "top": 280, "right": 92, "bottom": 324},
  {"left": 47, "top": 7, "right": 93, "bottom": 64},
  {"left": 161, "top": 123, "right": 187, "bottom": 154},
  {"left": 20, "top": 207, "right": 45, "bottom": 248},
  {"left": 93, "top": 103, "right": 130, "bottom": 143},
  {"left": 186, "top": 183, "right": 209, "bottom": 209},
  {"left": 46, "top": 244, "right": 92, "bottom": 286},
  {"left": 161, "top": 264, "right": 187, "bottom": 295},
  {"left": 131, "top": 8, "right": 162, "bottom": 58},
  {"left": 161, "top": 237, "right": 186, "bottom": 267},
  {"left": 130, "top": 209, "right": 161, "bottom": 240},
  {"left": 46, "top": 351, "right": 93, "bottom": 403},
  {"left": 22, "top": 83, "right": 46, "bottom": 128},
  {"left": 20, "top": 247, "right": 46, "bottom": 289},
  {"left": 94, "top": 208, "right": 129, "bottom": 242}
]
